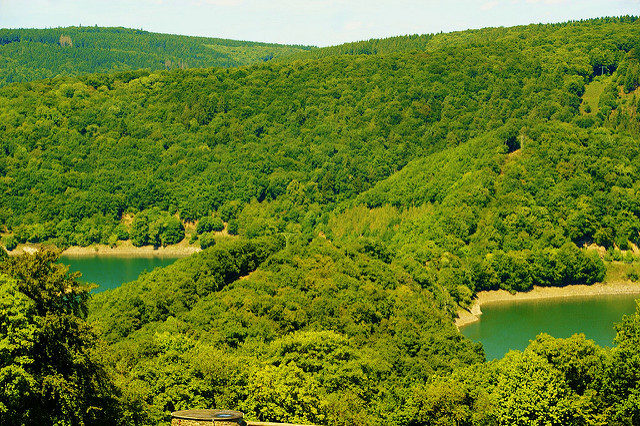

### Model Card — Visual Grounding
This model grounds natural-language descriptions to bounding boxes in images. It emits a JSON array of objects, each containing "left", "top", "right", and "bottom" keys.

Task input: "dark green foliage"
[
  {"left": 196, "top": 216, "right": 224, "bottom": 234},
  {"left": 0, "top": 252, "right": 119, "bottom": 425},
  {"left": 627, "top": 268, "right": 640, "bottom": 282},
  {"left": 114, "top": 223, "right": 129, "bottom": 241},
  {"left": 3, "top": 18, "right": 639, "bottom": 243},
  {"left": 0, "top": 26, "right": 312, "bottom": 86},
  {"left": 470, "top": 243, "right": 605, "bottom": 293},
  {"left": 3, "top": 16, "right": 640, "bottom": 425},
  {"left": 199, "top": 232, "right": 216, "bottom": 249},
  {"left": 2, "top": 236, "right": 17, "bottom": 252},
  {"left": 130, "top": 213, "right": 149, "bottom": 247},
  {"left": 130, "top": 210, "right": 185, "bottom": 247},
  {"left": 211, "top": 217, "right": 225, "bottom": 232},
  {"left": 161, "top": 217, "right": 185, "bottom": 246},
  {"left": 617, "top": 47, "right": 640, "bottom": 93},
  {"left": 227, "top": 219, "right": 239, "bottom": 235},
  {"left": 219, "top": 200, "right": 242, "bottom": 222}
]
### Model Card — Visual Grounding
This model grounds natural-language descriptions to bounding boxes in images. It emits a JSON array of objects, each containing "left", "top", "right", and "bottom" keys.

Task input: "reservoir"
[
  {"left": 461, "top": 293, "right": 640, "bottom": 360},
  {"left": 59, "top": 255, "right": 179, "bottom": 293}
]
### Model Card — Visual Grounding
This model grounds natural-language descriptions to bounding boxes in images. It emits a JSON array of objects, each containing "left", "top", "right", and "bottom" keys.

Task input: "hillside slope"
[
  {"left": 0, "top": 26, "right": 313, "bottom": 85},
  {"left": 2, "top": 17, "right": 638, "bottom": 249},
  {"left": 285, "top": 15, "right": 637, "bottom": 65}
]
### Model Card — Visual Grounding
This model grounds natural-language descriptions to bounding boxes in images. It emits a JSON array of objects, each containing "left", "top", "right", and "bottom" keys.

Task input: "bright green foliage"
[
  {"left": 0, "top": 252, "right": 118, "bottom": 425},
  {"left": 245, "top": 363, "right": 326, "bottom": 424},
  {"left": 89, "top": 236, "right": 483, "bottom": 424},
  {"left": 606, "top": 301, "right": 640, "bottom": 424},
  {"left": 492, "top": 351, "right": 589, "bottom": 425},
  {"left": 0, "top": 274, "right": 38, "bottom": 422},
  {"left": 90, "top": 236, "right": 285, "bottom": 342},
  {"left": 401, "top": 378, "right": 494, "bottom": 426},
  {"left": 0, "top": 27, "right": 312, "bottom": 86},
  {"left": 402, "top": 322, "right": 640, "bottom": 425}
]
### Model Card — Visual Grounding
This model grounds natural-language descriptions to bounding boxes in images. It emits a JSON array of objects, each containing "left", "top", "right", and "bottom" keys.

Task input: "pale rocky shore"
[
  {"left": 455, "top": 281, "right": 640, "bottom": 328},
  {"left": 9, "top": 240, "right": 201, "bottom": 258}
]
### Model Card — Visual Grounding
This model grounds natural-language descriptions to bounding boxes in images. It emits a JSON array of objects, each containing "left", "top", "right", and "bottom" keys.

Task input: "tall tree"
[{"left": 0, "top": 251, "right": 119, "bottom": 425}]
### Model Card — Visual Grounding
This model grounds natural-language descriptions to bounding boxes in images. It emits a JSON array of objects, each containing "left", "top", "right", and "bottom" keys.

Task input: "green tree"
[
  {"left": 606, "top": 302, "right": 640, "bottom": 424},
  {"left": 227, "top": 219, "right": 239, "bottom": 236},
  {"left": 199, "top": 232, "right": 216, "bottom": 249},
  {"left": 492, "top": 351, "right": 590, "bottom": 425},
  {"left": 196, "top": 216, "right": 224, "bottom": 234},
  {"left": 244, "top": 363, "right": 327, "bottom": 424},
  {"left": 161, "top": 217, "right": 185, "bottom": 246},
  {"left": 131, "top": 213, "right": 149, "bottom": 247},
  {"left": 2, "top": 236, "right": 17, "bottom": 252},
  {"left": 0, "top": 252, "right": 119, "bottom": 425}
]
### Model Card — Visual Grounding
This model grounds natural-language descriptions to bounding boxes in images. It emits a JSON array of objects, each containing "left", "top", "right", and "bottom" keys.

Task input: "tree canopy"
[
  {"left": 0, "top": 26, "right": 312, "bottom": 86},
  {"left": 0, "top": 252, "right": 118, "bottom": 425}
]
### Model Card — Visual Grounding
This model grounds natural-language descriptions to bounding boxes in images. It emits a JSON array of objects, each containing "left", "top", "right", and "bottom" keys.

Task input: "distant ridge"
[
  {"left": 283, "top": 15, "right": 639, "bottom": 61},
  {"left": 0, "top": 26, "right": 314, "bottom": 85}
]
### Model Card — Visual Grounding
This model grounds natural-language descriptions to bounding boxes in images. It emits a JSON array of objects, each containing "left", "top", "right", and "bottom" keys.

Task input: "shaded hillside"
[{"left": 0, "top": 26, "right": 313, "bottom": 85}]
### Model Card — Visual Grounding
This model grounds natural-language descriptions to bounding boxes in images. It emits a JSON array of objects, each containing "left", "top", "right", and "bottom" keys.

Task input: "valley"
[{"left": 1, "top": 15, "right": 640, "bottom": 426}]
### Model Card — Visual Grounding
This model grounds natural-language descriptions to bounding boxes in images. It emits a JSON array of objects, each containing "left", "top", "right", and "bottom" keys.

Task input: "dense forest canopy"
[
  {"left": 2, "top": 16, "right": 640, "bottom": 425},
  {"left": 1, "top": 17, "right": 639, "bottom": 295},
  {"left": 0, "top": 26, "right": 313, "bottom": 86}
]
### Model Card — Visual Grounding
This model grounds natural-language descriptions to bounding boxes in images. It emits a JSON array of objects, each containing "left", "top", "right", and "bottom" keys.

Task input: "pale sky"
[{"left": 1, "top": 0, "right": 638, "bottom": 47}]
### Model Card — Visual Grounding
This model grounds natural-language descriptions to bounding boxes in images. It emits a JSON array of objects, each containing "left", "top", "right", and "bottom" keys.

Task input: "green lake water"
[
  {"left": 59, "top": 256, "right": 179, "bottom": 293},
  {"left": 461, "top": 293, "right": 640, "bottom": 360}
]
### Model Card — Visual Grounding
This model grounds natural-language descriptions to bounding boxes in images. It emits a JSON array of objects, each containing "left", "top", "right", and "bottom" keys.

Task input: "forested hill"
[
  {"left": 0, "top": 26, "right": 313, "bottom": 85},
  {"left": 2, "top": 16, "right": 639, "bottom": 254},
  {"left": 283, "top": 15, "right": 638, "bottom": 62}
]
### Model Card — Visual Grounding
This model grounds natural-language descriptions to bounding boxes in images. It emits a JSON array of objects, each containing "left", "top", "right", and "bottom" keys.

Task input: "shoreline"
[
  {"left": 8, "top": 241, "right": 201, "bottom": 258},
  {"left": 455, "top": 281, "right": 640, "bottom": 329}
]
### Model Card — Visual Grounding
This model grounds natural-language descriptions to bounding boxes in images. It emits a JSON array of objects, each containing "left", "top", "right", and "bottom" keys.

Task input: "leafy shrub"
[
  {"left": 161, "top": 217, "right": 185, "bottom": 246},
  {"left": 114, "top": 224, "right": 129, "bottom": 240},
  {"left": 227, "top": 219, "right": 239, "bottom": 235},
  {"left": 2, "top": 235, "right": 17, "bottom": 251},
  {"left": 130, "top": 213, "right": 149, "bottom": 247},
  {"left": 197, "top": 216, "right": 224, "bottom": 234},
  {"left": 199, "top": 232, "right": 216, "bottom": 249},
  {"left": 210, "top": 217, "right": 225, "bottom": 232}
]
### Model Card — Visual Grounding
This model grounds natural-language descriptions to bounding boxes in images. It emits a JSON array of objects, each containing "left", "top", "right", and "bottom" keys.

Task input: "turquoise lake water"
[
  {"left": 58, "top": 255, "right": 179, "bottom": 293},
  {"left": 461, "top": 293, "right": 640, "bottom": 360}
]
